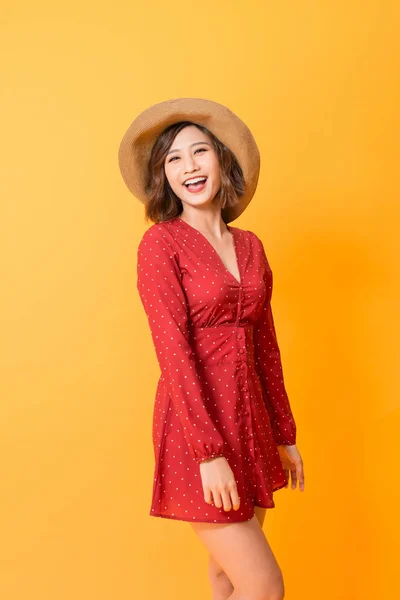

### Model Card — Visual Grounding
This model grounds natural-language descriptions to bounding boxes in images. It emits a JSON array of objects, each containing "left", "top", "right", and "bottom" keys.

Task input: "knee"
[
  {"left": 244, "top": 570, "right": 285, "bottom": 600},
  {"left": 208, "top": 554, "right": 225, "bottom": 579},
  {"left": 208, "top": 555, "right": 234, "bottom": 597},
  {"left": 208, "top": 566, "right": 234, "bottom": 598}
]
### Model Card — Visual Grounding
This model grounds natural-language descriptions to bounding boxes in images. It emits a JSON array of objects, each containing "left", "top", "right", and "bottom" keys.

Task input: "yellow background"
[{"left": 1, "top": 1, "right": 399, "bottom": 598}]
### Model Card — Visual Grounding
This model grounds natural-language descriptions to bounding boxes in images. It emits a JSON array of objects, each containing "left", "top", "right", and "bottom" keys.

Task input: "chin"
[
  {"left": 186, "top": 196, "right": 216, "bottom": 208},
  {"left": 183, "top": 189, "right": 220, "bottom": 205}
]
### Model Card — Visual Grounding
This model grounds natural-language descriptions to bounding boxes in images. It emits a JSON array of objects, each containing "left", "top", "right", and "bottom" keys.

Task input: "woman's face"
[{"left": 164, "top": 125, "right": 221, "bottom": 208}]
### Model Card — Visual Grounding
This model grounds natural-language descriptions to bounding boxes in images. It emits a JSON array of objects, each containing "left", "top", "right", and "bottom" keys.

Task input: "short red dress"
[{"left": 136, "top": 215, "right": 297, "bottom": 523}]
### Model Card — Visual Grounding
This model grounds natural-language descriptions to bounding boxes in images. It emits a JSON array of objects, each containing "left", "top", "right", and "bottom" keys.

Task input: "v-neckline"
[{"left": 176, "top": 216, "right": 242, "bottom": 286}]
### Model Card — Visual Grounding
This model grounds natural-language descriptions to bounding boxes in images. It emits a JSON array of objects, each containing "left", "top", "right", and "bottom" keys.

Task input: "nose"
[{"left": 182, "top": 152, "right": 199, "bottom": 174}]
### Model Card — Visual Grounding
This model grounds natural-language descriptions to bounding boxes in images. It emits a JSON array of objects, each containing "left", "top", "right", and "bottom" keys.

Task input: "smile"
[{"left": 183, "top": 177, "right": 208, "bottom": 192}]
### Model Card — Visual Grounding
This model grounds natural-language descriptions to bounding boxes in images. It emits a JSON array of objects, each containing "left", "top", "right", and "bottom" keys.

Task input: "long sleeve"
[
  {"left": 136, "top": 225, "right": 227, "bottom": 464},
  {"left": 252, "top": 234, "right": 297, "bottom": 446}
]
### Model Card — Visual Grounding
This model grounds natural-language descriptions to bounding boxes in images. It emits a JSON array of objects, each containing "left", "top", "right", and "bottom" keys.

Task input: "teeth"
[{"left": 184, "top": 177, "right": 207, "bottom": 186}]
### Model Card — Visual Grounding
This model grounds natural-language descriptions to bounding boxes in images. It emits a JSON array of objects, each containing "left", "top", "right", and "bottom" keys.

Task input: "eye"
[{"left": 167, "top": 147, "right": 207, "bottom": 163}]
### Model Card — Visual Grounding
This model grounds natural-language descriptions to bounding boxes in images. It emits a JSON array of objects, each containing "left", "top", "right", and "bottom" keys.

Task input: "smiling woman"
[
  {"left": 144, "top": 120, "right": 245, "bottom": 223},
  {"left": 118, "top": 97, "right": 304, "bottom": 600}
]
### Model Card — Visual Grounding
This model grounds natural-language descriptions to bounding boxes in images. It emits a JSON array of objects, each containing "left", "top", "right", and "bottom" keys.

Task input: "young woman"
[{"left": 118, "top": 98, "right": 305, "bottom": 600}]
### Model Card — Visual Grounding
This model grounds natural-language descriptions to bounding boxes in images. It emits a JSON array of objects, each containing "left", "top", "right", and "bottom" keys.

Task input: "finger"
[
  {"left": 230, "top": 486, "right": 241, "bottom": 510},
  {"left": 284, "top": 468, "right": 289, "bottom": 487},
  {"left": 220, "top": 489, "right": 233, "bottom": 512},
  {"left": 290, "top": 468, "right": 298, "bottom": 489},
  {"left": 298, "top": 466, "right": 305, "bottom": 490},
  {"left": 212, "top": 490, "right": 223, "bottom": 509},
  {"left": 204, "top": 488, "right": 213, "bottom": 505}
]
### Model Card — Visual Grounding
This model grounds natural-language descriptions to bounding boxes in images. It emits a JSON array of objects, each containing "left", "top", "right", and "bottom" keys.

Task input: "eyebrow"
[{"left": 166, "top": 141, "right": 211, "bottom": 155}]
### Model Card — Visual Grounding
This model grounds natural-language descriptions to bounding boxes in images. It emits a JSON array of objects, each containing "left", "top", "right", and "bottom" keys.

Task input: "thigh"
[
  {"left": 190, "top": 514, "right": 283, "bottom": 596},
  {"left": 208, "top": 507, "right": 267, "bottom": 577},
  {"left": 208, "top": 507, "right": 267, "bottom": 575}
]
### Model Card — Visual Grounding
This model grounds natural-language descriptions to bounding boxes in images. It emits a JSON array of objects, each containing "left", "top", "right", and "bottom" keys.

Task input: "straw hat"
[{"left": 118, "top": 97, "right": 260, "bottom": 223}]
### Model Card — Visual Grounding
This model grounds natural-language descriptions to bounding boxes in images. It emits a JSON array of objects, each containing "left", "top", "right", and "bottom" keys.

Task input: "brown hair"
[{"left": 144, "top": 121, "right": 245, "bottom": 223}]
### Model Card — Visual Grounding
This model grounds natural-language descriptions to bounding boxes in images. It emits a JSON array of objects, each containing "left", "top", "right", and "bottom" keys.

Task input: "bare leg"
[
  {"left": 208, "top": 553, "right": 234, "bottom": 600},
  {"left": 197, "top": 507, "right": 283, "bottom": 600}
]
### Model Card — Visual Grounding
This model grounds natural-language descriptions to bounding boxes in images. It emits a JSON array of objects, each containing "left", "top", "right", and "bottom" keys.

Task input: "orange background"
[{"left": 1, "top": 1, "right": 399, "bottom": 598}]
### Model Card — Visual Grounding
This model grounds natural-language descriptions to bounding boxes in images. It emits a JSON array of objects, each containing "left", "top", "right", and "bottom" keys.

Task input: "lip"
[
  {"left": 182, "top": 175, "right": 208, "bottom": 186},
  {"left": 184, "top": 178, "right": 208, "bottom": 194}
]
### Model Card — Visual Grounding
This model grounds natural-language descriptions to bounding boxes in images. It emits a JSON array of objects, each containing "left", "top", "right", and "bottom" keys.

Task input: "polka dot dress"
[{"left": 136, "top": 216, "right": 297, "bottom": 523}]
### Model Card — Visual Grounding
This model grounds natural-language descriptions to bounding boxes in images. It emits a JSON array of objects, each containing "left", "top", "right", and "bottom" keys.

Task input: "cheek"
[
  {"left": 211, "top": 163, "right": 221, "bottom": 185},
  {"left": 208, "top": 156, "right": 220, "bottom": 180},
  {"left": 164, "top": 165, "right": 177, "bottom": 187},
  {"left": 166, "top": 173, "right": 184, "bottom": 196},
  {"left": 164, "top": 163, "right": 171, "bottom": 178}
]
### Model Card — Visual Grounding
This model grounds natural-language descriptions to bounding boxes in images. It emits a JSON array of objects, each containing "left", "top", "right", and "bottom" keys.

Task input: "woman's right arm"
[{"left": 136, "top": 225, "right": 227, "bottom": 465}]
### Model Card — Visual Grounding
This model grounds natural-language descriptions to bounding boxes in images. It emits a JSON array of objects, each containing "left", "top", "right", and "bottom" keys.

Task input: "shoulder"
[
  {"left": 137, "top": 221, "right": 177, "bottom": 253},
  {"left": 241, "top": 225, "right": 267, "bottom": 246},
  {"left": 232, "top": 226, "right": 264, "bottom": 252},
  {"left": 231, "top": 224, "right": 260, "bottom": 241},
  {"left": 244, "top": 228, "right": 262, "bottom": 246},
  {"left": 137, "top": 221, "right": 181, "bottom": 277},
  {"left": 236, "top": 227, "right": 271, "bottom": 270}
]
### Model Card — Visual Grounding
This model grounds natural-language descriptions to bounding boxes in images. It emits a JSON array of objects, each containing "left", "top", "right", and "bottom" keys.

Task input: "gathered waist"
[{"left": 188, "top": 323, "right": 256, "bottom": 367}]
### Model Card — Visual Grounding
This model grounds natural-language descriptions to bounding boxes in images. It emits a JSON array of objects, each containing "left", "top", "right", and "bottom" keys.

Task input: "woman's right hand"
[{"left": 199, "top": 456, "right": 240, "bottom": 511}]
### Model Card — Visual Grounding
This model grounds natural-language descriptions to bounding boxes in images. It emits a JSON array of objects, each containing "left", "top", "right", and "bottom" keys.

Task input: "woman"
[{"left": 118, "top": 98, "right": 305, "bottom": 600}]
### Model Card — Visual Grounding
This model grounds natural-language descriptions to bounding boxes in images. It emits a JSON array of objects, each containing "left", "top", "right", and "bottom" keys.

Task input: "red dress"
[{"left": 136, "top": 215, "right": 297, "bottom": 523}]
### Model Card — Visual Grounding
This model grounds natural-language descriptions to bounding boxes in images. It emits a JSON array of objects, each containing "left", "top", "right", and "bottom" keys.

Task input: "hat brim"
[{"left": 118, "top": 97, "right": 260, "bottom": 223}]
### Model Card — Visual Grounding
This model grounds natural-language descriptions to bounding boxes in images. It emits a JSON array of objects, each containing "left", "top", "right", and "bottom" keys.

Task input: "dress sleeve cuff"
[
  {"left": 195, "top": 453, "right": 226, "bottom": 464},
  {"left": 272, "top": 428, "right": 297, "bottom": 446}
]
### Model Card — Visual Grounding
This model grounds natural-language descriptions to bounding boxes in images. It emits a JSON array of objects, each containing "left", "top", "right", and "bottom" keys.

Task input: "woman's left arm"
[{"left": 251, "top": 233, "right": 297, "bottom": 447}]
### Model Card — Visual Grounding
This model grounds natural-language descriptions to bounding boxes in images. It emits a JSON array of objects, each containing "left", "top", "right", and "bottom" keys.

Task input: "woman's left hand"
[{"left": 277, "top": 444, "right": 305, "bottom": 491}]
